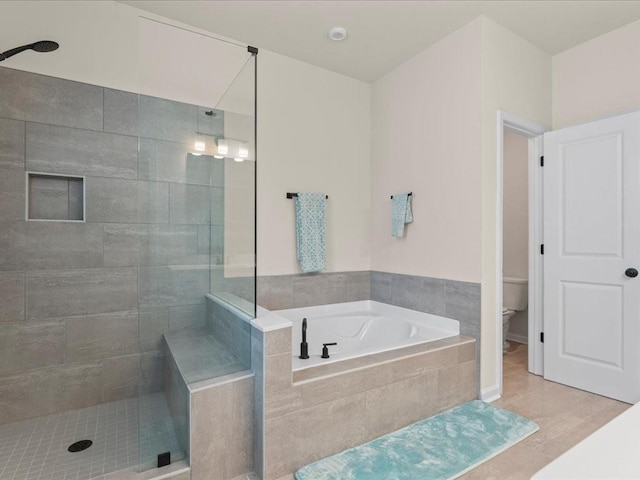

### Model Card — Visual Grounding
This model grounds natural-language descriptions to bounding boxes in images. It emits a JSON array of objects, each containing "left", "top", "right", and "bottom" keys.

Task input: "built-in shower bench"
[
  {"left": 164, "top": 328, "right": 248, "bottom": 386},
  {"left": 161, "top": 293, "right": 256, "bottom": 480}
]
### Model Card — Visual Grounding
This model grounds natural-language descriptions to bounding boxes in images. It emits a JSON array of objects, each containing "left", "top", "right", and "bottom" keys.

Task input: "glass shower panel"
[
  {"left": 135, "top": 20, "right": 256, "bottom": 473},
  {"left": 210, "top": 54, "right": 257, "bottom": 319}
]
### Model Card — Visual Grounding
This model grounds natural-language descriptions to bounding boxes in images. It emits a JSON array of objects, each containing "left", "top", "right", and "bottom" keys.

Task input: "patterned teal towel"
[
  {"left": 295, "top": 193, "right": 327, "bottom": 273},
  {"left": 392, "top": 193, "right": 413, "bottom": 238},
  {"left": 295, "top": 400, "right": 538, "bottom": 480}
]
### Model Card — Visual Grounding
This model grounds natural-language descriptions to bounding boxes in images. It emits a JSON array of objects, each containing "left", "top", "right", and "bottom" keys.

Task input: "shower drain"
[{"left": 68, "top": 440, "right": 93, "bottom": 453}]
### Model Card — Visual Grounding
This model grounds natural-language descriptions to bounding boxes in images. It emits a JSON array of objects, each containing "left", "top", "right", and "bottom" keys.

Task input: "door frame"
[{"left": 496, "top": 110, "right": 548, "bottom": 397}]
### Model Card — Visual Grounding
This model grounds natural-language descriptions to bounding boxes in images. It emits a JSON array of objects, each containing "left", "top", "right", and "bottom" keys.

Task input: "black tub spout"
[{"left": 299, "top": 318, "right": 309, "bottom": 359}]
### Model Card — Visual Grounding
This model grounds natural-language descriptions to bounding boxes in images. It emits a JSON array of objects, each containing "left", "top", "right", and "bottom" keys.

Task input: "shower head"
[{"left": 0, "top": 40, "right": 59, "bottom": 62}]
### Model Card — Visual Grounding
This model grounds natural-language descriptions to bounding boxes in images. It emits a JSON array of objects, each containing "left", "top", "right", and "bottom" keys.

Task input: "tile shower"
[{"left": 0, "top": 53, "right": 257, "bottom": 480}]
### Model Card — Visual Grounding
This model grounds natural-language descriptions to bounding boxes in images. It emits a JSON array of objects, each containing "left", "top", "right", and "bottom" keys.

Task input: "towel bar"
[
  {"left": 287, "top": 192, "right": 328, "bottom": 199},
  {"left": 390, "top": 192, "right": 413, "bottom": 199}
]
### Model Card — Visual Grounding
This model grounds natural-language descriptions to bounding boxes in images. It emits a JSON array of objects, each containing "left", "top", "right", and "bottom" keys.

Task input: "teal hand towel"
[
  {"left": 295, "top": 193, "right": 327, "bottom": 272},
  {"left": 392, "top": 193, "right": 413, "bottom": 238}
]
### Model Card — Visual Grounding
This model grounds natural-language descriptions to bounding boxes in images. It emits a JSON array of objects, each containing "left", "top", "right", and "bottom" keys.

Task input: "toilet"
[{"left": 503, "top": 277, "right": 528, "bottom": 353}]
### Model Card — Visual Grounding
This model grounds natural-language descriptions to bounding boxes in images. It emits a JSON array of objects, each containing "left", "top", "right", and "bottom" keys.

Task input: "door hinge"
[
  {"left": 540, "top": 244, "right": 544, "bottom": 255},
  {"left": 540, "top": 155, "right": 544, "bottom": 167},
  {"left": 540, "top": 332, "right": 544, "bottom": 343}
]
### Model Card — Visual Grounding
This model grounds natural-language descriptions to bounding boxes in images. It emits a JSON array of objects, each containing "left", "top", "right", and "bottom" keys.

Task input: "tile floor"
[
  {"left": 459, "top": 342, "right": 629, "bottom": 479},
  {"left": 0, "top": 393, "right": 183, "bottom": 480},
  {"left": 275, "top": 342, "right": 630, "bottom": 480}
]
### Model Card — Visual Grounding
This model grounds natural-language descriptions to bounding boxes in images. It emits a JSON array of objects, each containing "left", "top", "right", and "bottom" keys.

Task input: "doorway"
[{"left": 496, "top": 111, "right": 547, "bottom": 398}]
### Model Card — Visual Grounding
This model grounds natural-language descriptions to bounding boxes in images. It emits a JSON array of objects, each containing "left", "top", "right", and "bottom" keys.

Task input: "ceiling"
[{"left": 120, "top": 1, "right": 640, "bottom": 82}]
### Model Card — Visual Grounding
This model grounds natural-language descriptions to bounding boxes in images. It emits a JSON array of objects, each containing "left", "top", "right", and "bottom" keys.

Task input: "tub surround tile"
[
  {"left": 190, "top": 376, "right": 254, "bottom": 480},
  {"left": 262, "top": 324, "right": 477, "bottom": 479},
  {"left": 265, "top": 327, "right": 291, "bottom": 356},
  {"left": 364, "top": 370, "right": 439, "bottom": 439},
  {"left": 445, "top": 280, "right": 482, "bottom": 325},
  {"left": 0, "top": 67, "right": 103, "bottom": 131},
  {"left": 64, "top": 311, "right": 139, "bottom": 362},
  {"left": 0, "top": 322, "right": 65, "bottom": 376},
  {"left": 437, "top": 360, "right": 477, "bottom": 411},
  {"left": 26, "top": 122, "right": 137, "bottom": 180},
  {"left": 396, "top": 274, "right": 447, "bottom": 316},
  {"left": 252, "top": 330, "right": 265, "bottom": 479},
  {"left": 264, "top": 393, "right": 368, "bottom": 480},
  {"left": 257, "top": 271, "right": 370, "bottom": 311},
  {"left": 103, "top": 88, "right": 138, "bottom": 137},
  {"left": 26, "top": 267, "right": 138, "bottom": 320},
  {"left": 370, "top": 271, "right": 393, "bottom": 304},
  {"left": 265, "top": 354, "right": 302, "bottom": 419},
  {"left": 0, "top": 117, "right": 25, "bottom": 169},
  {"left": 257, "top": 276, "right": 294, "bottom": 311},
  {"left": 369, "top": 271, "right": 481, "bottom": 326},
  {"left": 0, "top": 272, "right": 24, "bottom": 322},
  {"left": 345, "top": 271, "right": 371, "bottom": 301},
  {"left": 291, "top": 274, "right": 349, "bottom": 308}
]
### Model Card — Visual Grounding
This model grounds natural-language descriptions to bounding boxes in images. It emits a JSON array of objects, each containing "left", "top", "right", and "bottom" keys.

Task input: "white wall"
[
  {"left": 257, "top": 50, "right": 371, "bottom": 275},
  {"left": 553, "top": 18, "right": 640, "bottom": 129},
  {"left": 0, "top": 1, "right": 372, "bottom": 277},
  {"left": 502, "top": 130, "right": 529, "bottom": 279},
  {"left": 480, "top": 17, "right": 551, "bottom": 392},
  {"left": 369, "top": 16, "right": 551, "bottom": 392},
  {"left": 370, "top": 19, "right": 483, "bottom": 282}
]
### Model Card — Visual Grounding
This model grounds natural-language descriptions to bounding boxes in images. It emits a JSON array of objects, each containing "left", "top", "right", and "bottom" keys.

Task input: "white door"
[{"left": 544, "top": 111, "right": 640, "bottom": 404}]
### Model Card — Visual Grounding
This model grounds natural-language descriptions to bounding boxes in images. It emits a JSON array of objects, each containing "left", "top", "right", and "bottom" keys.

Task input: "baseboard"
[
  {"left": 480, "top": 385, "right": 501, "bottom": 403},
  {"left": 507, "top": 333, "right": 528, "bottom": 345}
]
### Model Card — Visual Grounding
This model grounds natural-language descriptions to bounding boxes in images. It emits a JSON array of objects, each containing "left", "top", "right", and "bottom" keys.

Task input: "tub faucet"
[{"left": 299, "top": 318, "right": 309, "bottom": 359}]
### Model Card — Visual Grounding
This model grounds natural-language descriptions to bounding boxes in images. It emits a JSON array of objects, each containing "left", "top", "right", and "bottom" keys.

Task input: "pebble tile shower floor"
[{"left": 0, "top": 393, "right": 182, "bottom": 480}]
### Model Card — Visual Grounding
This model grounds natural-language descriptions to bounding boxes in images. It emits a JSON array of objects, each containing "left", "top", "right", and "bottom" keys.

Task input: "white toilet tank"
[{"left": 503, "top": 277, "right": 528, "bottom": 311}]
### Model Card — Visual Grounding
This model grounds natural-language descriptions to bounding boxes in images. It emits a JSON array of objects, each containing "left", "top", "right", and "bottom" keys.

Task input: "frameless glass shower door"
[{"left": 136, "top": 19, "right": 257, "bottom": 475}]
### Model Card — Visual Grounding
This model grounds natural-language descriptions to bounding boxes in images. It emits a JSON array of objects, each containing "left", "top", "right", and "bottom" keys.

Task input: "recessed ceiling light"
[{"left": 328, "top": 27, "right": 347, "bottom": 42}]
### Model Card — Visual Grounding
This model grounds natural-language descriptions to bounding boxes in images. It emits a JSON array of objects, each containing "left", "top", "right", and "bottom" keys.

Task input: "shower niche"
[{"left": 26, "top": 172, "right": 85, "bottom": 221}]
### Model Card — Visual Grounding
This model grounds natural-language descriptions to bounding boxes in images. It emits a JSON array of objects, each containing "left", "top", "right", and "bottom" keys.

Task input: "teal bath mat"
[{"left": 295, "top": 400, "right": 538, "bottom": 480}]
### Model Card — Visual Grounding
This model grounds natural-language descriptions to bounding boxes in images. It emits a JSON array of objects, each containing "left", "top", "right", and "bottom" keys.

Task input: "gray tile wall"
[
  {"left": 0, "top": 66, "right": 227, "bottom": 424},
  {"left": 257, "top": 271, "right": 371, "bottom": 311},
  {"left": 370, "top": 271, "right": 482, "bottom": 382}
]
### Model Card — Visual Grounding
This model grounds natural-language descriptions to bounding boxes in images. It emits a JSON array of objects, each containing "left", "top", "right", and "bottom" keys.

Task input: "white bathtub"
[{"left": 274, "top": 301, "right": 460, "bottom": 371}]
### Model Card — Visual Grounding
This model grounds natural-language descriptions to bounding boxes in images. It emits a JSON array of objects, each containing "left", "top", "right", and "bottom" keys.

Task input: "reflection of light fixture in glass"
[
  {"left": 213, "top": 155, "right": 224, "bottom": 159},
  {"left": 234, "top": 157, "right": 244, "bottom": 163},
  {"left": 238, "top": 143, "right": 249, "bottom": 159},
  {"left": 217, "top": 139, "right": 229, "bottom": 155}
]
